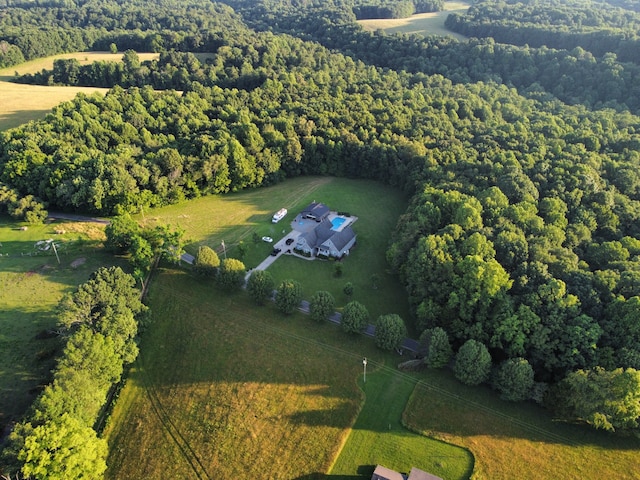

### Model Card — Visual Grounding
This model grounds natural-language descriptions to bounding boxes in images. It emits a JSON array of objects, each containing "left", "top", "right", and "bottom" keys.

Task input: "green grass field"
[
  {"left": 138, "top": 176, "right": 412, "bottom": 324},
  {"left": 357, "top": 1, "right": 469, "bottom": 40},
  {"left": 0, "top": 52, "right": 159, "bottom": 131},
  {"left": 104, "top": 265, "right": 640, "bottom": 480},
  {"left": 404, "top": 370, "right": 640, "bottom": 480},
  {"left": 103, "top": 268, "right": 471, "bottom": 479},
  {"left": 0, "top": 216, "right": 123, "bottom": 432}
]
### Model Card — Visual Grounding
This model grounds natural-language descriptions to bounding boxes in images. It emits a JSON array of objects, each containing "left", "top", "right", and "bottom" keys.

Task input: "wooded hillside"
[{"left": 1, "top": 0, "right": 640, "bottom": 446}]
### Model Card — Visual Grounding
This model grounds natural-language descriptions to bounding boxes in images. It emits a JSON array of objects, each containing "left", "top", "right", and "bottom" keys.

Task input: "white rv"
[{"left": 272, "top": 208, "right": 287, "bottom": 223}]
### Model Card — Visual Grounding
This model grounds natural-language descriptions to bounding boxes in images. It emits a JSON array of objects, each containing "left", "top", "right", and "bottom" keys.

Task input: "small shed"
[
  {"left": 372, "top": 465, "right": 405, "bottom": 480},
  {"left": 371, "top": 465, "right": 443, "bottom": 480}
]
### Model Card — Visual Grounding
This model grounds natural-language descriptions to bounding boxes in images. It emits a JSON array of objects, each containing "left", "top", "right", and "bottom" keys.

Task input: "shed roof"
[
  {"left": 372, "top": 465, "right": 405, "bottom": 480},
  {"left": 408, "top": 467, "right": 443, "bottom": 480}
]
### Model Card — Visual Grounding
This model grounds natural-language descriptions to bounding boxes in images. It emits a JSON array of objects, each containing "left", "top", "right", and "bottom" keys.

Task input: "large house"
[
  {"left": 295, "top": 218, "right": 356, "bottom": 258},
  {"left": 371, "top": 465, "right": 443, "bottom": 480}
]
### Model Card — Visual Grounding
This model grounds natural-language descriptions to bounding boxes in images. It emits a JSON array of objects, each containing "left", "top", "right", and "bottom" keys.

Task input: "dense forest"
[{"left": 2, "top": 1, "right": 640, "bottom": 474}]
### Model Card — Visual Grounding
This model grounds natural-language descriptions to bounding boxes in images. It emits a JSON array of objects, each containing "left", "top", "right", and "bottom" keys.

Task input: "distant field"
[
  {"left": 0, "top": 52, "right": 159, "bottom": 131},
  {"left": 0, "top": 216, "right": 123, "bottom": 432},
  {"left": 358, "top": 1, "right": 469, "bottom": 40}
]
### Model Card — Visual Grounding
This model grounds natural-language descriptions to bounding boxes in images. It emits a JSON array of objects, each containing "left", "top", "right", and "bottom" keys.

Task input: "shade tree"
[
  {"left": 194, "top": 245, "right": 221, "bottom": 277},
  {"left": 341, "top": 300, "right": 370, "bottom": 334},
  {"left": 454, "top": 339, "right": 492, "bottom": 386},
  {"left": 247, "top": 269, "right": 275, "bottom": 305},
  {"left": 494, "top": 357, "right": 535, "bottom": 401},
  {"left": 423, "top": 327, "right": 453, "bottom": 369},
  {"left": 309, "top": 290, "right": 336, "bottom": 323},
  {"left": 217, "top": 258, "right": 246, "bottom": 290},
  {"left": 374, "top": 314, "right": 407, "bottom": 351},
  {"left": 275, "top": 279, "right": 303, "bottom": 315}
]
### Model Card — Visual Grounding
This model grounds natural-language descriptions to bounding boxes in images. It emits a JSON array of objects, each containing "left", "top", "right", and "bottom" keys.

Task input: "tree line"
[{"left": 2, "top": 267, "right": 147, "bottom": 479}]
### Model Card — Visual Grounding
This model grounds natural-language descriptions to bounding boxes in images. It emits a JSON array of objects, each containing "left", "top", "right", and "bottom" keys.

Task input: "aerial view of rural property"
[{"left": 2, "top": 0, "right": 640, "bottom": 478}]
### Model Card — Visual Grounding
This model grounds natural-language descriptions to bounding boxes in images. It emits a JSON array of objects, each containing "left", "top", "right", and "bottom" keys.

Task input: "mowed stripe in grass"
[
  {"left": 329, "top": 367, "right": 472, "bottom": 480},
  {"left": 104, "top": 268, "right": 391, "bottom": 479}
]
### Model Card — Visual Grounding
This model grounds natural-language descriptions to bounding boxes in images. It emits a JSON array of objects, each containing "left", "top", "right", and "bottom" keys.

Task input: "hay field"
[
  {"left": 0, "top": 52, "right": 159, "bottom": 131},
  {"left": 358, "top": 1, "right": 469, "bottom": 40}
]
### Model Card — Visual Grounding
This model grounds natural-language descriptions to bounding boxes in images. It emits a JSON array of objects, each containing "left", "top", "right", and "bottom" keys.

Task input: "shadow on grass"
[
  {"left": 0, "top": 109, "right": 52, "bottom": 130},
  {"left": 292, "top": 464, "right": 378, "bottom": 479}
]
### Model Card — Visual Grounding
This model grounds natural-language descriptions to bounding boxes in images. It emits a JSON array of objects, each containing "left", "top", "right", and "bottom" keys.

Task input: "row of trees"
[{"left": 2, "top": 267, "right": 147, "bottom": 479}]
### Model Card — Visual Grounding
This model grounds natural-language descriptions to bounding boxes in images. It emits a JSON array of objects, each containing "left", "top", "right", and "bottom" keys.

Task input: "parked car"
[
  {"left": 271, "top": 247, "right": 282, "bottom": 256},
  {"left": 285, "top": 238, "right": 294, "bottom": 245},
  {"left": 262, "top": 236, "right": 273, "bottom": 243}
]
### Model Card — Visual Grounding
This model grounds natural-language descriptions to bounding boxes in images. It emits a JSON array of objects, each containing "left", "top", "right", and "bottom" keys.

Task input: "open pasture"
[
  {"left": 0, "top": 51, "right": 159, "bottom": 131},
  {"left": 0, "top": 216, "right": 120, "bottom": 432},
  {"left": 357, "top": 1, "right": 469, "bottom": 40},
  {"left": 103, "top": 269, "right": 469, "bottom": 479}
]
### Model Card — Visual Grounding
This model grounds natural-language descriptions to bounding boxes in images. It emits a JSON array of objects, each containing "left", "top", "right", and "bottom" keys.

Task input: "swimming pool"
[{"left": 331, "top": 216, "right": 347, "bottom": 231}]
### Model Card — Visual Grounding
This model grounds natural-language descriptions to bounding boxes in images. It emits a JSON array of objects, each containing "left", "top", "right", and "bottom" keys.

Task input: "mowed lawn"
[
  {"left": 358, "top": 1, "right": 469, "bottom": 40},
  {"left": 330, "top": 368, "right": 472, "bottom": 480},
  {"left": 138, "top": 176, "right": 412, "bottom": 324},
  {"left": 0, "top": 216, "right": 119, "bottom": 431},
  {"left": 0, "top": 51, "right": 159, "bottom": 131}
]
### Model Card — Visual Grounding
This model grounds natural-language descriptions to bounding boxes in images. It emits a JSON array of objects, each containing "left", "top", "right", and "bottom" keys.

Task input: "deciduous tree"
[
  {"left": 275, "top": 279, "right": 303, "bottom": 315},
  {"left": 424, "top": 327, "right": 453, "bottom": 368},
  {"left": 374, "top": 314, "right": 407, "bottom": 351},
  {"left": 309, "top": 290, "right": 335, "bottom": 323},
  {"left": 247, "top": 270, "right": 274, "bottom": 305},
  {"left": 217, "top": 258, "right": 246, "bottom": 290},
  {"left": 341, "top": 300, "right": 369, "bottom": 334},
  {"left": 454, "top": 339, "right": 491, "bottom": 386},
  {"left": 494, "top": 357, "right": 534, "bottom": 401}
]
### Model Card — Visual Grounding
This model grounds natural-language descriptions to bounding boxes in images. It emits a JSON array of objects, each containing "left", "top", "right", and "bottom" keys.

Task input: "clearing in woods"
[
  {"left": 357, "top": 1, "right": 470, "bottom": 40},
  {"left": 0, "top": 52, "right": 159, "bottom": 130}
]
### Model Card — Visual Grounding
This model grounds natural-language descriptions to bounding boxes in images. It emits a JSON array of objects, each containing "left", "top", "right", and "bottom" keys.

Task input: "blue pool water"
[{"left": 331, "top": 217, "right": 346, "bottom": 230}]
